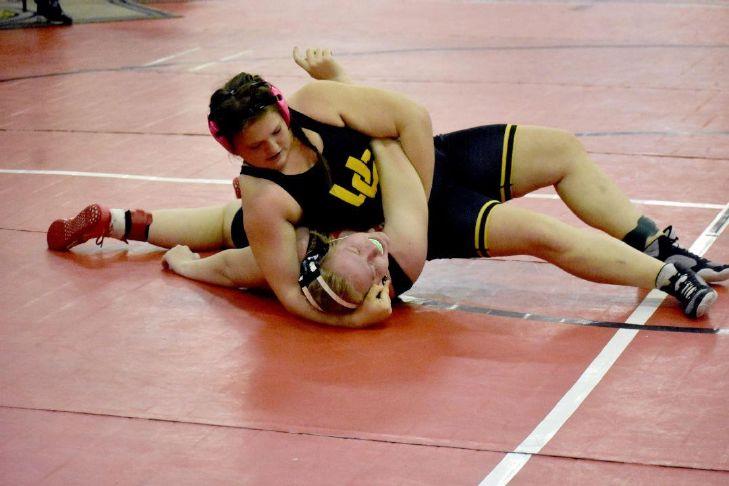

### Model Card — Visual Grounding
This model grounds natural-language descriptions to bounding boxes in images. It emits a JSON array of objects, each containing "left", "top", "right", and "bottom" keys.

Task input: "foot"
[
  {"left": 36, "top": 0, "right": 72, "bottom": 25},
  {"left": 645, "top": 226, "right": 729, "bottom": 283},
  {"left": 658, "top": 263, "right": 718, "bottom": 318},
  {"left": 47, "top": 204, "right": 111, "bottom": 251}
]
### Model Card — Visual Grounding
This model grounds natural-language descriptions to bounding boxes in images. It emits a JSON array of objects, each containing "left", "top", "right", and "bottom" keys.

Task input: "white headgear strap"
[{"left": 303, "top": 275, "right": 359, "bottom": 311}]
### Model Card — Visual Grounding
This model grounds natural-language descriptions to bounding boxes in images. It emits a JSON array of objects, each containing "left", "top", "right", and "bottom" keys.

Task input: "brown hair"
[
  {"left": 208, "top": 72, "right": 331, "bottom": 183},
  {"left": 208, "top": 73, "right": 280, "bottom": 143}
]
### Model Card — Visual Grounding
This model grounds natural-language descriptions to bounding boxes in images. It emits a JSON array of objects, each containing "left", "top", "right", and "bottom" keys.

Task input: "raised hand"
[{"left": 293, "top": 46, "right": 352, "bottom": 83}]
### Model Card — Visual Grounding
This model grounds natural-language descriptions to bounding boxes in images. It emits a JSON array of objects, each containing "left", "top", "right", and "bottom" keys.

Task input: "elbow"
[
  {"left": 394, "top": 236, "right": 427, "bottom": 283},
  {"left": 395, "top": 98, "right": 431, "bottom": 134},
  {"left": 277, "top": 288, "right": 308, "bottom": 318},
  {"left": 410, "top": 247, "right": 427, "bottom": 281},
  {"left": 410, "top": 223, "right": 429, "bottom": 280},
  {"left": 410, "top": 102, "right": 432, "bottom": 130},
  {"left": 217, "top": 268, "right": 237, "bottom": 288}
]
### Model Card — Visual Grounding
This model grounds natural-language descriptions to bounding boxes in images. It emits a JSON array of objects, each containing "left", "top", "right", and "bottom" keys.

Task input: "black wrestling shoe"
[
  {"left": 645, "top": 226, "right": 729, "bottom": 283},
  {"left": 657, "top": 263, "right": 717, "bottom": 318},
  {"left": 35, "top": 0, "right": 73, "bottom": 25}
]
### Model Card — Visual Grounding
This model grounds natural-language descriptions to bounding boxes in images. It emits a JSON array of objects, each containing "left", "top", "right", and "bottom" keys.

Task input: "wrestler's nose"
[{"left": 264, "top": 139, "right": 280, "bottom": 156}]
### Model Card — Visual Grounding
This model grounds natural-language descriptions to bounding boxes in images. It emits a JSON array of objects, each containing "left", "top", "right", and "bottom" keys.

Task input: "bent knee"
[
  {"left": 511, "top": 127, "right": 589, "bottom": 196},
  {"left": 522, "top": 217, "right": 574, "bottom": 256},
  {"left": 540, "top": 127, "right": 586, "bottom": 163}
]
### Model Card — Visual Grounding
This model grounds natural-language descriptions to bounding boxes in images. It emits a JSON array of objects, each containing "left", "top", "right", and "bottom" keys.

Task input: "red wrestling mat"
[
  {"left": 1, "top": 0, "right": 727, "bottom": 483},
  {"left": 542, "top": 330, "right": 729, "bottom": 471},
  {"left": 0, "top": 407, "right": 503, "bottom": 484},
  {"left": 0, "top": 230, "right": 617, "bottom": 451}
]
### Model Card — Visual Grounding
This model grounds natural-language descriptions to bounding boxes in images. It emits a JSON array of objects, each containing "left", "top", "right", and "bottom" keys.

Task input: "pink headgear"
[
  {"left": 208, "top": 82, "right": 291, "bottom": 154},
  {"left": 269, "top": 84, "right": 291, "bottom": 125}
]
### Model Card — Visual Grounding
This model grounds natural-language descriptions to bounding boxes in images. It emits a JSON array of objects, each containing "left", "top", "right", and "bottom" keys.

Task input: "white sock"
[
  {"left": 655, "top": 263, "right": 677, "bottom": 289},
  {"left": 108, "top": 208, "right": 126, "bottom": 240}
]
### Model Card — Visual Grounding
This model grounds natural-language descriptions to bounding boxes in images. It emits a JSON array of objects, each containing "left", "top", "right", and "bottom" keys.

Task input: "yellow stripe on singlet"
[
  {"left": 499, "top": 124, "right": 514, "bottom": 202},
  {"left": 474, "top": 200, "right": 500, "bottom": 257}
]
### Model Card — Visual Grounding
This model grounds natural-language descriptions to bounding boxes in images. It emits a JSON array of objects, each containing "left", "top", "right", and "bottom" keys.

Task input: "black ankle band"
[
  {"left": 622, "top": 216, "right": 659, "bottom": 250},
  {"left": 124, "top": 209, "right": 153, "bottom": 242},
  {"left": 123, "top": 210, "right": 132, "bottom": 240}
]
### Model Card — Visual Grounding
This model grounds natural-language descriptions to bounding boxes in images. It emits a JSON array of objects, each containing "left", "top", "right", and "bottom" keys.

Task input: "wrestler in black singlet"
[
  {"left": 229, "top": 109, "right": 416, "bottom": 294},
  {"left": 393, "top": 123, "right": 518, "bottom": 294},
  {"left": 232, "top": 108, "right": 383, "bottom": 238},
  {"left": 230, "top": 109, "right": 517, "bottom": 298}
]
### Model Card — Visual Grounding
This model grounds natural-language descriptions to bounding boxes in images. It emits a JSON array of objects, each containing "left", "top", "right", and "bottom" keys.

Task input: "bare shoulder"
[
  {"left": 240, "top": 176, "right": 303, "bottom": 224},
  {"left": 288, "top": 81, "right": 346, "bottom": 127}
]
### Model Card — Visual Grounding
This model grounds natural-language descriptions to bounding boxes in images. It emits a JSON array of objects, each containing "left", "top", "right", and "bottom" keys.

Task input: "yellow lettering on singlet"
[
  {"left": 329, "top": 149, "right": 379, "bottom": 207},
  {"left": 330, "top": 185, "right": 367, "bottom": 206}
]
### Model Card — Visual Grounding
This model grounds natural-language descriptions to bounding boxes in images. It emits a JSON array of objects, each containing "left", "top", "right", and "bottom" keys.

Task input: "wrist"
[
  {"left": 167, "top": 259, "right": 183, "bottom": 274},
  {"left": 344, "top": 312, "right": 364, "bottom": 328},
  {"left": 171, "top": 257, "right": 196, "bottom": 274}
]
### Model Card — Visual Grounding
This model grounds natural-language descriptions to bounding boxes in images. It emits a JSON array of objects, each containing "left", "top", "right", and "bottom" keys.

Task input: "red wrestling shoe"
[
  {"left": 233, "top": 177, "right": 241, "bottom": 198},
  {"left": 47, "top": 204, "right": 111, "bottom": 251}
]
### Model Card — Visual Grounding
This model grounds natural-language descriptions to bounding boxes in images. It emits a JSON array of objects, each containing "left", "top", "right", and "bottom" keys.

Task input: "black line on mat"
[
  {"left": 401, "top": 297, "right": 727, "bottom": 335},
  {"left": 3, "top": 43, "right": 729, "bottom": 83},
  {"left": 3, "top": 404, "right": 728, "bottom": 474}
]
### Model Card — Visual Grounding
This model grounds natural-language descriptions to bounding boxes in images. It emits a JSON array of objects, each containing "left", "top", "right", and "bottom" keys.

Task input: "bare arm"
[
  {"left": 241, "top": 176, "right": 391, "bottom": 328},
  {"left": 292, "top": 47, "right": 353, "bottom": 83},
  {"left": 292, "top": 48, "right": 434, "bottom": 203},
  {"left": 370, "top": 140, "right": 428, "bottom": 282},
  {"left": 289, "top": 80, "right": 434, "bottom": 197},
  {"left": 163, "top": 246, "right": 268, "bottom": 289}
]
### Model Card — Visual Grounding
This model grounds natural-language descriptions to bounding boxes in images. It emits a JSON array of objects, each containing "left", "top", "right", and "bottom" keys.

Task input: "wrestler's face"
[
  {"left": 324, "top": 232, "right": 391, "bottom": 301},
  {"left": 232, "top": 109, "right": 292, "bottom": 171}
]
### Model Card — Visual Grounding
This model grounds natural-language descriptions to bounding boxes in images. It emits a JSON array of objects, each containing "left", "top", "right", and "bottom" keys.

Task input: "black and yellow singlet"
[
  {"left": 240, "top": 109, "right": 383, "bottom": 234},
  {"left": 231, "top": 119, "right": 519, "bottom": 298},
  {"left": 427, "top": 124, "right": 517, "bottom": 261}
]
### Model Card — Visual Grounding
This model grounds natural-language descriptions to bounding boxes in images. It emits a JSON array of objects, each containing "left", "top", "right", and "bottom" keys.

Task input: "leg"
[
  {"left": 48, "top": 200, "right": 271, "bottom": 288},
  {"left": 510, "top": 125, "right": 650, "bottom": 241},
  {"left": 34, "top": 0, "right": 72, "bottom": 24},
  {"left": 148, "top": 201, "right": 240, "bottom": 251},
  {"left": 47, "top": 200, "right": 242, "bottom": 251},
  {"left": 486, "top": 203, "right": 661, "bottom": 288},
  {"left": 509, "top": 126, "right": 729, "bottom": 282},
  {"left": 484, "top": 204, "right": 717, "bottom": 317},
  {"left": 435, "top": 124, "right": 655, "bottom": 244}
]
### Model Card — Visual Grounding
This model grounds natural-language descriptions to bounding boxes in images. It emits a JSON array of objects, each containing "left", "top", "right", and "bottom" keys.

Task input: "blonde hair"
[{"left": 305, "top": 232, "right": 363, "bottom": 314}]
